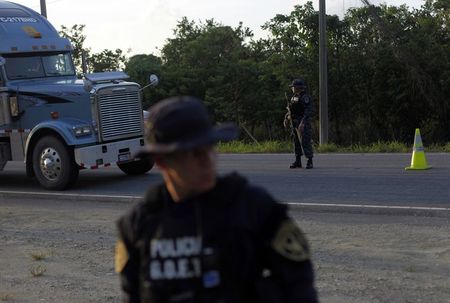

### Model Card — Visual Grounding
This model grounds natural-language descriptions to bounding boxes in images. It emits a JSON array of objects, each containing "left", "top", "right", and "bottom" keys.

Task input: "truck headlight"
[
  {"left": 91, "top": 120, "right": 99, "bottom": 133},
  {"left": 72, "top": 125, "right": 92, "bottom": 137}
]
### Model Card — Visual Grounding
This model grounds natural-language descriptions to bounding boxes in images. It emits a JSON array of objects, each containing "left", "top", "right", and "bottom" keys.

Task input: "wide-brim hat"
[{"left": 138, "top": 96, "right": 238, "bottom": 155}]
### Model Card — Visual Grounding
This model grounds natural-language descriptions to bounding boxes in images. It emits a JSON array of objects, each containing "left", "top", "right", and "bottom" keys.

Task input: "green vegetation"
[
  {"left": 430, "top": 142, "right": 450, "bottom": 153},
  {"left": 29, "top": 264, "right": 46, "bottom": 277},
  {"left": 405, "top": 265, "right": 418, "bottom": 273},
  {"left": 30, "top": 251, "right": 50, "bottom": 261},
  {"left": 59, "top": 25, "right": 127, "bottom": 75},
  {"left": 217, "top": 141, "right": 450, "bottom": 153},
  {"left": 218, "top": 141, "right": 290, "bottom": 153},
  {"left": 0, "top": 293, "right": 14, "bottom": 301},
  {"left": 61, "top": 0, "right": 449, "bottom": 146}
]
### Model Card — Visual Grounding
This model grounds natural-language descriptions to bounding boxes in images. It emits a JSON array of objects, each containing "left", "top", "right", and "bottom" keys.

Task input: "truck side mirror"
[
  {"left": 140, "top": 74, "right": 159, "bottom": 91},
  {"left": 149, "top": 74, "right": 159, "bottom": 86}
]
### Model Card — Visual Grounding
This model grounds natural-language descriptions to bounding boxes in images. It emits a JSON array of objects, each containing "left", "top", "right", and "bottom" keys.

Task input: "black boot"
[
  {"left": 290, "top": 156, "right": 302, "bottom": 169},
  {"left": 306, "top": 158, "right": 313, "bottom": 169}
]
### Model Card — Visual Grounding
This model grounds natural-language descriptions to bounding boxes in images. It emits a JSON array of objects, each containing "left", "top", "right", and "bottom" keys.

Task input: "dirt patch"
[
  {"left": 294, "top": 211, "right": 450, "bottom": 303},
  {"left": 1, "top": 198, "right": 449, "bottom": 303}
]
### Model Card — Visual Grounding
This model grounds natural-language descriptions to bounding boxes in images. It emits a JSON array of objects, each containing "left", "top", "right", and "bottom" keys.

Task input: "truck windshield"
[{"left": 4, "top": 53, "right": 75, "bottom": 80}]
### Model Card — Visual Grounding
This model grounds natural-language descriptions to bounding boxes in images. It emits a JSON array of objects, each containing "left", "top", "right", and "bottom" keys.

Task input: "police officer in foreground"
[
  {"left": 284, "top": 79, "right": 314, "bottom": 169},
  {"left": 115, "top": 96, "right": 318, "bottom": 303}
]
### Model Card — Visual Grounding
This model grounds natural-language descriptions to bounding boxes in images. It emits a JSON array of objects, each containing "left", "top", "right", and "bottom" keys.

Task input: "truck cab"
[{"left": 0, "top": 1, "right": 153, "bottom": 190}]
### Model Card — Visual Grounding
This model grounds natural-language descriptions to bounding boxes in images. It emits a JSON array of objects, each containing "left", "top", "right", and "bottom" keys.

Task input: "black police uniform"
[
  {"left": 287, "top": 89, "right": 314, "bottom": 168},
  {"left": 116, "top": 173, "right": 318, "bottom": 303}
]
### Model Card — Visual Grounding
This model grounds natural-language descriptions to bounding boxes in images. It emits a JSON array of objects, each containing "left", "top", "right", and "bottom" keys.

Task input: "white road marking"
[
  {"left": 285, "top": 202, "right": 450, "bottom": 211},
  {"left": 0, "top": 191, "right": 142, "bottom": 201},
  {"left": 1, "top": 191, "right": 449, "bottom": 212}
]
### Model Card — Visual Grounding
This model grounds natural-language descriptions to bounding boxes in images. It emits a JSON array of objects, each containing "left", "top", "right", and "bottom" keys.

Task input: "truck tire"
[
  {"left": 118, "top": 158, "right": 154, "bottom": 175},
  {"left": 32, "top": 136, "right": 79, "bottom": 190}
]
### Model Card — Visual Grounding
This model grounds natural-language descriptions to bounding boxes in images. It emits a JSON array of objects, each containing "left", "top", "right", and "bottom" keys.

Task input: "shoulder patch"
[
  {"left": 271, "top": 219, "right": 310, "bottom": 262},
  {"left": 303, "top": 95, "right": 311, "bottom": 104},
  {"left": 115, "top": 240, "right": 129, "bottom": 273}
]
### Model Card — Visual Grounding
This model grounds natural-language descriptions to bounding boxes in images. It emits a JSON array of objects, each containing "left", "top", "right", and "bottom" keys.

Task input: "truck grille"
[{"left": 97, "top": 86, "right": 143, "bottom": 142}]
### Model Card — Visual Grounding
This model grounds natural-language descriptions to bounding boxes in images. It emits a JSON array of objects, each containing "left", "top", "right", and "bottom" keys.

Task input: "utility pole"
[
  {"left": 319, "top": 0, "right": 329, "bottom": 144},
  {"left": 40, "top": 0, "right": 47, "bottom": 18}
]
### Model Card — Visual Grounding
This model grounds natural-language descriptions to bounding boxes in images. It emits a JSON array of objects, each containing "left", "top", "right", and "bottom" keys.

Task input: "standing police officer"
[
  {"left": 115, "top": 96, "right": 318, "bottom": 303},
  {"left": 284, "top": 79, "right": 314, "bottom": 169}
]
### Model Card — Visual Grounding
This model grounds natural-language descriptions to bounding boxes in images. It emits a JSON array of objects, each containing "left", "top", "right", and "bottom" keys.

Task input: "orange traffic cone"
[{"left": 405, "top": 128, "right": 431, "bottom": 170}]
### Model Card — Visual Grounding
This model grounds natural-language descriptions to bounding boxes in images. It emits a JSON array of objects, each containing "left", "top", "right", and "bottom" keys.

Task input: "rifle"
[{"left": 285, "top": 92, "right": 305, "bottom": 156}]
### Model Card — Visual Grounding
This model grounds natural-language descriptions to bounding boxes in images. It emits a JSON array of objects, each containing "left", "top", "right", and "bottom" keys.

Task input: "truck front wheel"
[
  {"left": 32, "top": 136, "right": 79, "bottom": 190},
  {"left": 118, "top": 157, "right": 154, "bottom": 175}
]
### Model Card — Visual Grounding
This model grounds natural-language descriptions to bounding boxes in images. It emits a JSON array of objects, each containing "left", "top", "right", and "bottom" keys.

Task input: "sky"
[{"left": 11, "top": 0, "right": 425, "bottom": 56}]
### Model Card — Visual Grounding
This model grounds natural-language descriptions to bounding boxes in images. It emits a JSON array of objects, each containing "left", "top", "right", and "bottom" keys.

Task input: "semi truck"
[{"left": 0, "top": 1, "right": 155, "bottom": 190}]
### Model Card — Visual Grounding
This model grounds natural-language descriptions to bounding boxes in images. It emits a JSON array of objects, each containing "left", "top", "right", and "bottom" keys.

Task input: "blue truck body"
[{"left": 0, "top": 1, "right": 153, "bottom": 190}]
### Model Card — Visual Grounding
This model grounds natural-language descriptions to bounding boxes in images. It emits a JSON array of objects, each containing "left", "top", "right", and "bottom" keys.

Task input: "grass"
[
  {"left": 430, "top": 142, "right": 450, "bottom": 152},
  {"left": 317, "top": 141, "right": 410, "bottom": 153},
  {"left": 29, "top": 265, "right": 46, "bottom": 277},
  {"left": 217, "top": 140, "right": 289, "bottom": 153},
  {"left": 217, "top": 140, "right": 450, "bottom": 153},
  {"left": 30, "top": 251, "right": 50, "bottom": 261},
  {"left": 0, "top": 293, "right": 14, "bottom": 301},
  {"left": 405, "top": 265, "right": 418, "bottom": 273}
]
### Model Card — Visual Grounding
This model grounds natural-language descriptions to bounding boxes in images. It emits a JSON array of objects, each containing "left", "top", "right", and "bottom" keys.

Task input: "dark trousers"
[{"left": 292, "top": 123, "right": 313, "bottom": 159}]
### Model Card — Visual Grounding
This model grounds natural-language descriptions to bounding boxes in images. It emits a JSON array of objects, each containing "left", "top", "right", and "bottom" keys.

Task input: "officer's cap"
[
  {"left": 289, "top": 79, "right": 306, "bottom": 88},
  {"left": 139, "top": 96, "right": 238, "bottom": 154}
]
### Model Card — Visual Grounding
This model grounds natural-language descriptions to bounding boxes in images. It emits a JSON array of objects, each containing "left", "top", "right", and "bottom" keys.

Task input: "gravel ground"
[
  {"left": 292, "top": 210, "right": 450, "bottom": 303},
  {"left": 0, "top": 198, "right": 449, "bottom": 303}
]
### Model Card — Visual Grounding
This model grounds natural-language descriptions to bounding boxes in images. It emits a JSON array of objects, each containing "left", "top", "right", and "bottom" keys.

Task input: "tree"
[
  {"left": 59, "top": 24, "right": 89, "bottom": 75},
  {"left": 89, "top": 49, "right": 126, "bottom": 72},
  {"left": 125, "top": 54, "right": 163, "bottom": 108},
  {"left": 260, "top": 0, "right": 450, "bottom": 144},
  {"left": 59, "top": 25, "right": 128, "bottom": 74},
  {"left": 104, "top": 1, "right": 450, "bottom": 144},
  {"left": 160, "top": 19, "right": 259, "bottom": 131}
]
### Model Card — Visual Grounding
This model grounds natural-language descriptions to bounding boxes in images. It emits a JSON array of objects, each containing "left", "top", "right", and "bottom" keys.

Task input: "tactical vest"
[{"left": 121, "top": 174, "right": 283, "bottom": 303}]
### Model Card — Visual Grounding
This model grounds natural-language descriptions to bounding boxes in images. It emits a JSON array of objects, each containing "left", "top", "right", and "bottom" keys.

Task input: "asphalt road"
[{"left": 1, "top": 153, "right": 449, "bottom": 210}]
